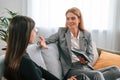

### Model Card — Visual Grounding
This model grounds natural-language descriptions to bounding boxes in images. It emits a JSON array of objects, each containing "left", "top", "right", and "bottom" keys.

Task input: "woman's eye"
[
  {"left": 66, "top": 17, "right": 76, "bottom": 21},
  {"left": 71, "top": 17, "right": 76, "bottom": 20},
  {"left": 66, "top": 18, "right": 69, "bottom": 20}
]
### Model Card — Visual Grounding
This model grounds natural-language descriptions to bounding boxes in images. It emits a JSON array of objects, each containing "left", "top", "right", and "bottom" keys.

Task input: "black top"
[{"left": 19, "top": 53, "right": 59, "bottom": 80}]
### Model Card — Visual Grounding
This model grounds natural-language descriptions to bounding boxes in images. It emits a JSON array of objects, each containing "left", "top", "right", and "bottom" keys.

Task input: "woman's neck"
[{"left": 70, "top": 28, "right": 79, "bottom": 38}]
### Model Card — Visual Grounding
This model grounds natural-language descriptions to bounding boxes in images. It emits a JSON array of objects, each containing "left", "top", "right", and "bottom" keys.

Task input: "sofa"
[
  {"left": 1, "top": 42, "right": 120, "bottom": 80},
  {"left": 0, "top": 27, "right": 120, "bottom": 80}
]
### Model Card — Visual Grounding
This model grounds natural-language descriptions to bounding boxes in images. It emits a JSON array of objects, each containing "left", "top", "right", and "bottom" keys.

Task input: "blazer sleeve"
[
  {"left": 45, "top": 27, "right": 67, "bottom": 44},
  {"left": 20, "top": 57, "right": 42, "bottom": 80},
  {"left": 85, "top": 31, "right": 94, "bottom": 63},
  {"left": 45, "top": 32, "right": 59, "bottom": 44}
]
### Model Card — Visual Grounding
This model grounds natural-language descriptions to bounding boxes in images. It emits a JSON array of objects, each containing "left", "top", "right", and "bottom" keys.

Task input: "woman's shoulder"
[
  {"left": 58, "top": 27, "right": 68, "bottom": 33},
  {"left": 21, "top": 53, "right": 32, "bottom": 65},
  {"left": 58, "top": 27, "right": 67, "bottom": 30},
  {"left": 20, "top": 53, "right": 36, "bottom": 71},
  {"left": 80, "top": 30, "right": 91, "bottom": 37},
  {"left": 84, "top": 30, "right": 91, "bottom": 35}
]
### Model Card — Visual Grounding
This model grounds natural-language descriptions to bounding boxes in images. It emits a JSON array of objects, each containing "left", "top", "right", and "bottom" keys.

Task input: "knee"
[
  {"left": 95, "top": 71, "right": 103, "bottom": 76},
  {"left": 109, "top": 66, "right": 120, "bottom": 71},
  {"left": 76, "top": 73, "right": 90, "bottom": 80},
  {"left": 89, "top": 71, "right": 105, "bottom": 80},
  {"left": 90, "top": 71, "right": 103, "bottom": 77},
  {"left": 95, "top": 71, "right": 105, "bottom": 80}
]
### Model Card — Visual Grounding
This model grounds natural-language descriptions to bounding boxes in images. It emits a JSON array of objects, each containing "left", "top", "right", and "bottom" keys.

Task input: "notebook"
[{"left": 71, "top": 48, "right": 91, "bottom": 62}]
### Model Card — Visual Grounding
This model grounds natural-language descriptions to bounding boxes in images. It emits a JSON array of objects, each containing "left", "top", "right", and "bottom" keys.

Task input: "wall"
[
  {"left": 0, "top": 0, "right": 27, "bottom": 54},
  {"left": 0, "top": 0, "right": 27, "bottom": 16}
]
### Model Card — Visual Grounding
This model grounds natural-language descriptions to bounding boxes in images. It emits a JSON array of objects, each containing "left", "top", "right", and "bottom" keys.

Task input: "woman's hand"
[
  {"left": 67, "top": 76, "right": 77, "bottom": 80},
  {"left": 39, "top": 36, "right": 48, "bottom": 49},
  {"left": 78, "top": 56, "right": 88, "bottom": 64}
]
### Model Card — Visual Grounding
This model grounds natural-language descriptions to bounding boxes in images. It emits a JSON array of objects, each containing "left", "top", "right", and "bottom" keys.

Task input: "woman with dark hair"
[
  {"left": 3, "top": 15, "right": 60, "bottom": 80},
  {"left": 39, "top": 7, "right": 120, "bottom": 80}
]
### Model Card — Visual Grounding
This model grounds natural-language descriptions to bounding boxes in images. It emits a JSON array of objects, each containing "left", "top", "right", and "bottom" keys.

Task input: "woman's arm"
[
  {"left": 39, "top": 32, "right": 59, "bottom": 48},
  {"left": 45, "top": 32, "right": 59, "bottom": 44},
  {"left": 86, "top": 32, "right": 94, "bottom": 63},
  {"left": 20, "top": 54, "right": 59, "bottom": 80},
  {"left": 34, "top": 63, "right": 59, "bottom": 80}
]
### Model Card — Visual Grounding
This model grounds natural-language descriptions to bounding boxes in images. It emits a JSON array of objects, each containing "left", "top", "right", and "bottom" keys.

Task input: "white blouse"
[{"left": 70, "top": 31, "right": 80, "bottom": 63}]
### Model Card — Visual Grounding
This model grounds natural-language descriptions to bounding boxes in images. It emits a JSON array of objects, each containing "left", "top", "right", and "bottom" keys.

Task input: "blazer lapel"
[
  {"left": 65, "top": 29, "right": 71, "bottom": 53},
  {"left": 79, "top": 30, "right": 85, "bottom": 51},
  {"left": 65, "top": 29, "right": 72, "bottom": 63}
]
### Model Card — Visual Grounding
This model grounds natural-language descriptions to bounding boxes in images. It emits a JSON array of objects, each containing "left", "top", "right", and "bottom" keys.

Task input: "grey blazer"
[{"left": 46, "top": 27, "right": 94, "bottom": 75}]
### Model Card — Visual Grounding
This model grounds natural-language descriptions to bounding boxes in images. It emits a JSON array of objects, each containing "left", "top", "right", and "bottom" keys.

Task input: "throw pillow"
[{"left": 93, "top": 51, "right": 120, "bottom": 70}]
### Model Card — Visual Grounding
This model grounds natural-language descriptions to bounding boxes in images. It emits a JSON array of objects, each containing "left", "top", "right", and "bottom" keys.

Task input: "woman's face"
[
  {"left": 29, "top": 28, "right": 37, "bottom": 43},
  {"left": 66, "top": 12, "right": 80, "bottom": 29}
]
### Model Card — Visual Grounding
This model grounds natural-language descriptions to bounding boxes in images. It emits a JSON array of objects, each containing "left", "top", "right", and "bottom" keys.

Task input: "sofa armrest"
[
  {"left": 0, "top": 55, "right": 5, "bottom": 79},
  {"left": 97, "top": 48, "right": 120, "bottom": 56}
]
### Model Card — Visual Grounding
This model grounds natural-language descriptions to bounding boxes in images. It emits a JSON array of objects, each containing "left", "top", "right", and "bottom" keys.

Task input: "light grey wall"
[
  {"left": 0, "top": 0, "right": 27, "bottom": 54},
  {"left": 0, "top": 0, "right": 27, "bottom": 16}
]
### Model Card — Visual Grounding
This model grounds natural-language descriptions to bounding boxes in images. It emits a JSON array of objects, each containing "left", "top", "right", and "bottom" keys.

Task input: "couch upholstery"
[
  {"left": 0, "top": 43, "right": 63, "bottom": 80},
  {"left": 0, "top": 41, "right": 102, "bottom": 79},
  {"left": 0, "top": 55, "right": 5, "bottom": 79},
  {"left": 0, "top": 42, "right": 98, "bottom": 79},
  {"left": 27, "top": 43, "right": 62, "bottom": 79}
]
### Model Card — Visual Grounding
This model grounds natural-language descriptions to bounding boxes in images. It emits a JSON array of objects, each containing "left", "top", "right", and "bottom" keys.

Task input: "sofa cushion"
[
  {"left": 93, "top": 51, "right": 120, "bottom": 70},
  {"left": 27, "top": 44, "right": 47, "bottom": 70},
  {"left": 41, "top": 43, "right": 62, "bottom": 79}
]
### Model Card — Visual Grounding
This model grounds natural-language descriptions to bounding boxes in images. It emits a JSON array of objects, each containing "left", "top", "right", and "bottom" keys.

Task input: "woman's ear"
[{"left": 29, "top": 28, "right": 36, "bottom": 44}]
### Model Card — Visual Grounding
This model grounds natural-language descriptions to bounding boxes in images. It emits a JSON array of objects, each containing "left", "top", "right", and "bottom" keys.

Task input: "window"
[{"left": 27, "top": 0, "right": 111, "bottom": 30}]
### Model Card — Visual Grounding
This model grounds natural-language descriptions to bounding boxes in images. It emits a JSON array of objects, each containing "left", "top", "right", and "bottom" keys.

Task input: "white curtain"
[
  {"left": 27, "top": 0, "right": 120, "bottom": 51},
  {"left": 91, "top": 0, "right": 120, "bottom": 51}
]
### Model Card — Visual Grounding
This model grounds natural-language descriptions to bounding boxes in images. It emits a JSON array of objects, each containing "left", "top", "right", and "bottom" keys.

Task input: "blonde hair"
[{"left": 65, "top": 7, "right": 85, "bottom": 31}]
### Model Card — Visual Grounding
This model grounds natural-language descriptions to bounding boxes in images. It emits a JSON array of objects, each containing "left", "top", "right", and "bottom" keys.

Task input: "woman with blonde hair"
[
  {"left": 40, "top": 7, "right": 103, "bottom": 80},
  {"left": 65, "top": 7, "right": 85, "bottom": 31},
  {"left": 40, "top": 7, "right": 120, "bottom": 80}
]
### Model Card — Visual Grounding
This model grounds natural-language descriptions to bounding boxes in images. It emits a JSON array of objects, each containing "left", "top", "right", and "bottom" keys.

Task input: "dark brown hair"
[{"left": 4, "top": 15, "right": 35, "bottom": 80}]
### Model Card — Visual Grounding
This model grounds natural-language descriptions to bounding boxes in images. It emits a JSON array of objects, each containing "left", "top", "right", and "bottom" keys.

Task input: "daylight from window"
[{"left": 28, "top": 0, "right": 110, "bottom": 30}]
